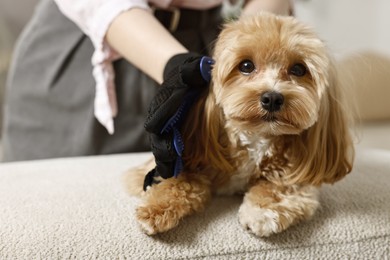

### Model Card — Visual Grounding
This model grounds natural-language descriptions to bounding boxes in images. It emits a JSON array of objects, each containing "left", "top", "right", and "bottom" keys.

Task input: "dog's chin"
[
  {"left": 230, "top": 114, "right": 307, "bottom": 137},
  {"left": 260, "top": 121, "right": 304, "bottom": 136}
]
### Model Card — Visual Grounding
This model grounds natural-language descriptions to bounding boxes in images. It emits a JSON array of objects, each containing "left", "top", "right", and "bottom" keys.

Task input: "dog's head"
[
  {"left": 213, "top": 13, "right": 330, "bottom": 135},
  {"left": 209, "top": 13, "right": 354, "bottom": 185}
]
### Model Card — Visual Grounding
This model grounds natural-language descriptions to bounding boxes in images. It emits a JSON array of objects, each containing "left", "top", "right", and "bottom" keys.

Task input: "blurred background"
[
  {"left": 0, "top": 0, "right": 40, "bottom": 156},
  {"left": 295, "top": 0, "right": 390, "bottom": 150},
  {"left": 0, "top": 0, "right": 389, "bottom": 161}
]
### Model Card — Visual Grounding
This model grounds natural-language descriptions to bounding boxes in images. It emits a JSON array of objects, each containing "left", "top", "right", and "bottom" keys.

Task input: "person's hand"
[
  {"left": 143, "top": 53, "right": 213, "bottom": 188},
  {"left": 144, "top": 52, "right": 212, "bottom": 133}
]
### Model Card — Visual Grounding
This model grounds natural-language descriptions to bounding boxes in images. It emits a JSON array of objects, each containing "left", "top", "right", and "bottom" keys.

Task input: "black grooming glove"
[
  {"left": 144, "top": 52, "right": 212, "bottom": 133},
  {"left": 143, "top": 53, "right": 214, "bottom": 190}
]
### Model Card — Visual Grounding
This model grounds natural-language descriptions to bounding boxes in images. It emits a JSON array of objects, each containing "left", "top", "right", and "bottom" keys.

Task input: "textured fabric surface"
[{"left": 0, "top": 148, "right": 389, "bottom": 259}]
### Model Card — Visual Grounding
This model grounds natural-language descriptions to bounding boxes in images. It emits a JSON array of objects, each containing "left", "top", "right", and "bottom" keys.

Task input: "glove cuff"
[
  {"left": 163, "top": 52, "right": 199, "bottom": 81},
  {"left": 164, "top": 52, "right": 211, "bottom": 87}
]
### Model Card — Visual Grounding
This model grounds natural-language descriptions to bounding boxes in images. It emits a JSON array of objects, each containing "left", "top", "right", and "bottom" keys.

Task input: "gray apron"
[{"left": 1, "top": 0, "right": 222, "bottom": 162}]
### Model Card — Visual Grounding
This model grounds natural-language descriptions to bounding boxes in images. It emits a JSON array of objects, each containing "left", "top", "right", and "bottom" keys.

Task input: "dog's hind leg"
[
  {"left": 123, "top": 158, "right": 156, "bottom": 197},
  {"left": 136, "top": 173, "right": 211, "bottom": 235}
]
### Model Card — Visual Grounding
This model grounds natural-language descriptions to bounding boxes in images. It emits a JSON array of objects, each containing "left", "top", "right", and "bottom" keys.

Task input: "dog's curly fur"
[{"left": 124, "top": 13, "right": 354, "bottom": 237}]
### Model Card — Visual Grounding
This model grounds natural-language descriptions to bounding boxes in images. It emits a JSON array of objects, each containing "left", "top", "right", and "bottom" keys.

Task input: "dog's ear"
[
  {"left": 181, "top": 92, "right": 235, "bottom": 174},
  {"left": 288, "top": 65, "right": 355, "bottom": 185}
]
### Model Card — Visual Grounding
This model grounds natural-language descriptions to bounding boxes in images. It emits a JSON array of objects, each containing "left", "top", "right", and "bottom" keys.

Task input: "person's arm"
[
  {"left": 241, "top": 0, "right": 292, "bottom": 16},
  {"left": 54, "top": 0, "right": 191, "bottom": 133},
  {"left": 106, "top": 8, "right": 188, "bottom": 84}
]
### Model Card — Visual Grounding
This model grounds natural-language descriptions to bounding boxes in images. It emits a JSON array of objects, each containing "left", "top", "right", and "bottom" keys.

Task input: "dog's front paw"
[
  {"left": 238, "top": 200, "right": 282, "bottom": 237},
  {"left": 136, "top": 204, "right": 179, "bottom": 235},
  {"left": 238, "top": 185, "right": 319, "bottom": 237}
]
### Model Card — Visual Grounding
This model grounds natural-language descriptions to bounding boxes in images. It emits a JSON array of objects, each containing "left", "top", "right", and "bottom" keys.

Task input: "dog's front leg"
[
  {"left": 136, "top": 173, "right": 211, "bottom": 235},
  {"left": 238, "top": 180, "right": 319, "bottom": 237}
]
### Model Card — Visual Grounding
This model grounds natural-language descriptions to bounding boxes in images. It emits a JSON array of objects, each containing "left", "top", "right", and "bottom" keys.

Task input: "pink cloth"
[{"left": 54, "top": 0, "right": 223, "bottom": 134}]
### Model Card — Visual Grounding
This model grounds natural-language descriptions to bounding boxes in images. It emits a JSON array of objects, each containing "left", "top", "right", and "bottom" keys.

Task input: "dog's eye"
[
  {"left": 238, "top": 60, "right": 255, "bottom": 75},
  {"left": 289, "top": 63, "right": 307, "bottom": 77}
]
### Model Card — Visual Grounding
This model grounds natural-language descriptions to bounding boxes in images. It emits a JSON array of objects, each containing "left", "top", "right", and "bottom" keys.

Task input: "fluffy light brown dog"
[{"left": 125, "top": 12, "right": 354, "bottom": 237}]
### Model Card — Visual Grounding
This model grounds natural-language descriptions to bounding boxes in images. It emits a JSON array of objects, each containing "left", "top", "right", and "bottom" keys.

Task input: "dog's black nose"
[{"left": 261, "top": 91, "right": 284, "bottom": 112}]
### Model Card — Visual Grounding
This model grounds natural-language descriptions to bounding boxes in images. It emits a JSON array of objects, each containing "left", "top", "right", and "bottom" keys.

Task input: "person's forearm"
[
  {"left": 242, "top": 0, "right": 291, "bottom": 16},
  {"left": 106, "top": 8, "right": 188, "bottom": 84}
]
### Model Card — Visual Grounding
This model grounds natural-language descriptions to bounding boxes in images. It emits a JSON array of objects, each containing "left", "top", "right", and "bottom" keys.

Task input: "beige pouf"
[{"left": 339, "top": 51, "right": 390, "bottom": 122}]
